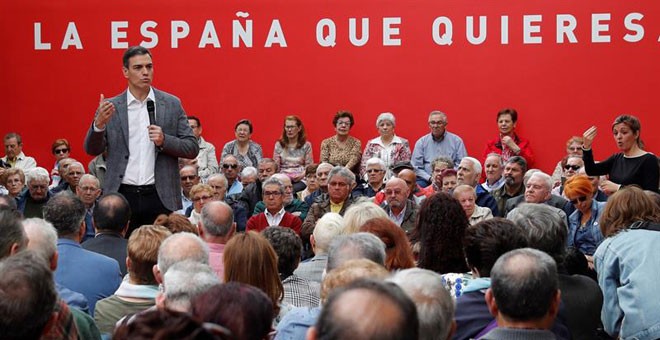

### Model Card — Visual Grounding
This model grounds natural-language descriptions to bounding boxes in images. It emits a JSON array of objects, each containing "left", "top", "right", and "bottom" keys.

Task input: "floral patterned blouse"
[
  {"left": 360, "top": 135, "right": 412, "bottom": 180},
  {"left": 320, "top": 135, "right": 362, "bottom": 174},
  {"left": 273, "top": 141, "right": 314, "bottom": 182},
  {"left": 222, "top": 140, "right": 263, "bottom": 168}
]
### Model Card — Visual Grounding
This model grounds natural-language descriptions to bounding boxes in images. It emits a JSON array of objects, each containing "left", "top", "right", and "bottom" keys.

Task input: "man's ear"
[
  {"left": 306, "top": 326, "right": 318, "bottom": 340},
  {"left": 9, "top": 242, "right": 22, "bottom": 256},
  {"left": 485, "top": 288, "right": 499, "bottom": 318},
  {"left": 50, "top": 251, "right": 59, "bottom": 271},
  {"left": 77, "top": 221, "right": 86, "bottom": 243},
  {"left": 548, "top": 290, "right": 562, "bottom": 319},
  {"left": 153, "top": 264, "right": 163, "bottom": 284},
  {"left": 197, "top": 222, "right": 205, "bottom": 238}
]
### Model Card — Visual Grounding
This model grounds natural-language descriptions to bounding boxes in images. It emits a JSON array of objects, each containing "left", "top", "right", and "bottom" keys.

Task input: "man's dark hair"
[
  {"left": 43, "top": 192, "right": 86, "bottom": 238},
  {"left": 491, "top": 248, "right": 558, "bottom": 321},
  {"left": 315, "top": 279, "right": 418, "bottom": 340},
  {"left": 0, "top": 208, "right": 25, "bottom": 259},
  {"left": 122, "top": 46, "right": 152, "bottom": 68},
  {"left": 463, "top": 218, "right": 527, "bottom": 277},
  {"left": 187, "top": 116, "right": 201, "bottom": 127},
  {"left": 3, "top": 132, "right": 22, "bottom": 144},
  {"left": 93, "top": 193, "right": 131, "bottom": 233},
  {"left": 0, "top": 251, "right": 57, "bottom": 339},
  {"left": 0, "top": 194, "right": 18, "bottom": 212},
  {"left": 262, "top": 227, "right": 302, "bottom": 277},
  {"left": 505, "top": 156, "right": 528, "bottom": 174}
]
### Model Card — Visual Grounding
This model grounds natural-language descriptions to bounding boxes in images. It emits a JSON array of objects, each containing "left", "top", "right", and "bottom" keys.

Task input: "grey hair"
[
  {"left": 200, "top": 201, "right": 234, "bottom": 237},
  {"left": 312, "top": 213, "right": 344, "bottom": 254},
  {"left": 523, "top": 169, "right": 541, "bottom": 187},
  {"left": 66, "top": 161, "right": 85, "bottom": 175},
  {"left": 207, "top": 173, "right": 228, "bottom": 187},
  {"left": 316, "top": 162, "right": 334, "bottom": 175},
  {"left": 527, "top": 171, "right": 552, "bottom": 191},
  {"left": 0, "top": 209, "right": 26, "bottom": 258},
  {"left": 388, "top": 268, "right": 455, "bottom": 340},
  {"left": 258, "top": 158, "right": 279, "bottom": 173},
  {"left": 43, "top": 192, "right": 86, "bottom": 238},
  {"left": 328, "top": 166, "right": 356, "bottom": 187},
  {"left": 376, "top": 112, "right": 396, "bottom": 127},
  {"left": 428, "top": 110, "right": 447, "bottom": 121},
  {"left": 431, "top": 156, "right": 455, "bottom": 172},
  {"left": 241, "top": 166, "right": 258, "bottom": 178},
  {"left": 485, "top": 153, "right": 504, "bottom": 166},
  {"left": 342, "top": 201, "right": 388, "bottom": 234},
  {"left": 78, "top": 174, "right": 100, "bottom": 188},
  {"left": 507, "top": 203, "right": 567, "bottom": 265},
  {"left": 261, "top": 177, "right": 285, "bottom": 194},
  {"left": 157, "top": 232, "right": 209, "bottom": 275},
  {"left": 490, "top": 248, "right": 558, "bottom": 321},
  {"left": 365, "top": 157, "right": 386, "bottom": 170},
  {"left": 327, "top": 233, "right": 386, "bottom": 272},
  {"left": 22, "top": 218, "right": 58, "bottom": 262},
  {"left": 162, "top": 260, "right": 220, "bottom": 312},
  {"left": 461, "top": 157, "right": 483, "bottom": 177},
  {"left": 25, "top": 167, "right": 50, "bottom": 185},
  {"left": 179, "top": 165, "right": 199, "bottom": 176}
]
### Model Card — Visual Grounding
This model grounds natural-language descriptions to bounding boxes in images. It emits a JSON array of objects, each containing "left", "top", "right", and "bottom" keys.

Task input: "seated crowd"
[{"left": 0, "top": 109, "right": 659, "bottom": 340}]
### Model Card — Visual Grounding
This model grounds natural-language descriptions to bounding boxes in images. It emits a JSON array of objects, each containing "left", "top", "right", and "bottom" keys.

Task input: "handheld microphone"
[{"left": 147, "top": 99, "right": 156, "bottom": 125}]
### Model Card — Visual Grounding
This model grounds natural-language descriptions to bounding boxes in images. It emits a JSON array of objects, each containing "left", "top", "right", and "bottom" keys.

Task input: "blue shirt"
[{"left": 412, "top": 131, "right": 467, "bottom": 181}]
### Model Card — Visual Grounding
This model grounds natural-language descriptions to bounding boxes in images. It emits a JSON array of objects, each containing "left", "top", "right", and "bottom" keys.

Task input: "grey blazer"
[{"left": 84, "top": 88, "right": 199, "bottom": 211}]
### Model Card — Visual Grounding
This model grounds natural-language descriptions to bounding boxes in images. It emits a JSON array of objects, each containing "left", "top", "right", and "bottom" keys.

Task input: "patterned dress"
[
  {"left": 273, "top": 141, "right": 314, "bottom": 181},
  {"left": 320, "top": 135, "right": 362, "bottom": 173}
]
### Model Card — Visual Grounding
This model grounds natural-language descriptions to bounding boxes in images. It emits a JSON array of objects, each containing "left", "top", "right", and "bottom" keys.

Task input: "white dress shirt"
[
  {"left": 123, "top": 89, "right": 157, "bottom": 185},
  {"left": 265, "top": 207, "right": 286, "bottom": 226}
]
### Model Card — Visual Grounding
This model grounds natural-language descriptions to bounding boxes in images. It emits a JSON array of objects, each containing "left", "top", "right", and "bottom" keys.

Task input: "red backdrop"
[{"left": 2, "top": 0, "right": 658, "bottom": 173}]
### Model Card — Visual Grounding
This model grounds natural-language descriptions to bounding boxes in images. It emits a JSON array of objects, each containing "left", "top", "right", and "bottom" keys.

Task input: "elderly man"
[
  {"left": 94, "top": 225, "right": 172, "bottom": 334},
  {"left": 353, "top": 157, "right": 387, "bottom": 198},
  {"left": 411, "top": 111, "right": 468, "bottom": 187},
  {"left": 17, "top": 167, "right": 52, "bottom": 218},
  {"left": 389, "top": 268, "right": 456, "bottom": 340},
  {"left": 1, "top": 132, "right": 37, "bottom": 172},
  {"left": 326, "top": 232, "right": 387, "bottom": 272},
  {"left": 254, "top": 173, "right": 309, "bottom": 220},
  {"left": 508, "top": 204, "right": 603, "bottom": 340},
  {"left": 241, "top": 166, "right": 258, "bottom": 186},
  {"left": 304, "top": 162, "right": 334, "bottom": 206},
  {"left": 308, "top": 279, "right": 418, "bottom": 340},
  {"left": 76, "top": 174, "right": 102, "bottom": 242},
  {"left": 246, "top": 177, "right": 302, "bottom": 235},
  {"left": 152, "top": 232, "right": 210, "bottom": 287},
  {"left": 197, "top": 201, "right": 235, "bottom": 279},
  {"left": 482, "top": 248, "right": 561, "bottom": 340},
  {"left": 178, "top": 165, "right": 199, "bottom": 214},
  {"left": 481, "top": 153, "right": 505, "bottom": 192},
  {"left": 207, "top": 173, "right": 248, "bottom": 232},
  {"left": 52, "top": 161, "right": 85, "bottom": 194},
  {"left": 294, "top": 212, "right": 343, "bottom": 284},
  {"left": 302, "top": 166, "right": 356, "bottom": 246},
  {"left": 392, "top": 168, "right": 431, "bottom": 206},
  {"left": 221, "top": 154, "right": 243, "bottom": 195},
  {"left": 187, "top": 115, "right": 218, "bottom": 181},
  {"left": 491, "top": 156, "right": 527, "bottom": 217},
  {"left": 380, "top": 177, "right": 418, "bottom": 237},
  {"left": 457, "top": 157, "right": 499, "bottom": 216},
  {"left": 44, "top": 192, "right": 121, "bottom": 316},
  {"left": 238, "top": 158, "right": 278, "bottom": 215},
  {"left": 156, "top": 260, "right": 219, "bottom": 313},
  {"left": 504, "top": 171, "right": 572, "bottom": 219},
  {"left": 82, "top": 193, "right": 131, "bottom": 276}
]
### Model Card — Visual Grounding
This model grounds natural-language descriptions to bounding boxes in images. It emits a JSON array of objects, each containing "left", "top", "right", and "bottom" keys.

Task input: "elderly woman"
[
  {"left": 453, "top": 185, "right": 493, "bottom": 225},
  {"left": 594, "top": 187, "right": 660, "bottom": 339},
  {"left": 49, "top": 138, "right": 71, "bottom": 187},
  {"left": 274, "top": 115, "right": 313, "bottom": 193},
  {"left": 440, "top": 168, "right": 458, "bottom": 193},
  {"left": 425, "top": 157, "right": 455, "bottom": 192},
  {"left": 2, "top": 168, "right": 25, "bottom": 198},
  {"left": 187, "top": 184, "right": 216, "bottom": 225},
  {"left": 583, "top": 114, "right": 659, "bottom": 194},
  {"left": 551, "top": 136, "right": 584, "bottom": 185},
  {"left": 483, "top": 108, "right": 534, "bottom": 166},
  {"left": 320, "top": 111, "right": 362, "bottom": 175},
  {"left": 222, "top": 119, "right": 263, "bottom": 169},
  {"left": 564, "top": 175, "right": 606, "bottom": 269},
  {"left": 360, "top": 112, "right": 412, "bottom": 181}
]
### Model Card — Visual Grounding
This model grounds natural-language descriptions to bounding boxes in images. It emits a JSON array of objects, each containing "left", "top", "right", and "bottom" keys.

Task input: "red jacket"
[
  {"left": 246, "top": 211, "right": 302, "bottom": 235},
  {"left": 483, "top": 134, "right": 534, "bottom": 166}
]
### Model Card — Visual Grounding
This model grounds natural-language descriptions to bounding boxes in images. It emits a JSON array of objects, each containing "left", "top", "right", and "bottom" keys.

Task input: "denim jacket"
[
  {"left": 594, "top": 229, "right": 660, "bottom": 339},
  {"left": 567, "top": 200, "right": 606, "bottom": 255}
]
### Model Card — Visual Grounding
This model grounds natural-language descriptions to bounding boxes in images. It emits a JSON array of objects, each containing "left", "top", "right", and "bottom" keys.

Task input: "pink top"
[{"left": 207, "top": 242, "right": 226, "bottom": 281}]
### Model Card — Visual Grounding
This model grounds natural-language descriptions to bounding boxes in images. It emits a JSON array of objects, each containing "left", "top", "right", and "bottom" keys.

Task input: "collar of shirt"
[
  {"left": 373, "top": 135, "right": 403, "bottom": 147},
  {"left": 265, "top": 207, "right": 285, "bottom": 218},
  {"left": 431, "top": 131, "right": 446, "bottom": 142},
  {"left": 127, "top": 87, "right": 155, "bottom": 106},
  {"left": 389, "top": 205, "right": 407, "bottom": 225},
  {"left": 330, "top": 201, "right": 344, "bottom": 213}
]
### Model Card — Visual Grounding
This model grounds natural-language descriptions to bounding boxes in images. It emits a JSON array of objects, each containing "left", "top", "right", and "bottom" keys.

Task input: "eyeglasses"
[
  {"left": 329, "top": 181, "right": 348, "bottom": 188},
  {"left": 429, "top": 120, "right": 446, "bottom": 126},
  {"left": 564, "top": 165, "right": 581, "bottom": 171},
  {"left": 210, "top": 185, "right": 225, "bottom": 190},
  {"left": 29, "top": 184, "right": 48, "bottom": 191},
  {"left": 384, "top": 189, "right": 403, "bottom": 195},
  {"left": 336, "top": 120, "right": 351, "bottom": 127},
  {"left": 180, "top": 175, "right": 197, "bottom": 181},
  {"left": 366, "top": 169, "right": 383, "bottom": 173},
  {"left": 222, "top": 164, "right": 238, "bottom": 169},
  {"left": 285, "top": 125, "right": 298, "bottom": 130},
  {"left": 79, "top": 186, "right": 99, "bottom": 192},
  {"left": 192, "top": 195, "right": 212, "bottom": 202},
  {"left": 264, "top": 191, "right": 283, "bottom": 197},
  {"left": 569, "top": 196, "right": 588, "bottom": 205},
  {"left": 54, "top": 148, "right": 69, "bottom": 154}
]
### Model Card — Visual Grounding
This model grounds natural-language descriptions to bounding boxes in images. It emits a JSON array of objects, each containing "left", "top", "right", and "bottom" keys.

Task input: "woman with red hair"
[
  {"left": 359, "top": 217, "right": 415, "bottom": 271},
  {"left": 564, "top": 175, "right": 606, "bottom": 268}
]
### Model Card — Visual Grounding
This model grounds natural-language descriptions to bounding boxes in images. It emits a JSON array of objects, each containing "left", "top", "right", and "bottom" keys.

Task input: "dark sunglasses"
[
  {"left": 180, "top": 175, "right": 197, "bottom": 181},
  {"left": 570, "top": 196, "right": 588, "bottom": 205},
  {"left": 222, "top": 164, "right": 238, "bottom": 169},
  {"left": 54, "top": 148, "right": 69, "bottom": 154},
  {"left": 564, "top": 165, "right": 581, "bottom": 171}
]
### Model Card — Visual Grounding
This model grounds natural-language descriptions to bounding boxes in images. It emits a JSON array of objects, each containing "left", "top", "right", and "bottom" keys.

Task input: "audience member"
[
  {"left": 238, "top": 157, "right": 278, "bottom": 215},
  {"left": 254, "top": 173, "right": 309, "bottom": 220},
  {"left": 88, "top": 151, "right": 107, "bottom": 189},
  {"left": 490, "top": 156, "right": 527, "bottom": 216},
  {"left": 551, "top": 136, "right": 584, "bottom": 185},
  {"left": 340, "top": 200, "right": 388, "bottom": 234},
  {"left": 1, "top": 167, "right": 25, "bottom": 198},
  {"left": 396, "top": 168, "right": 432, "bottom": 205},
  {"left": 297, "top": 164, "right": 319, "bottom": 202},
  {"left": 320, "top": 110, "right": 362, "bottom": 174},
  {"left": 154, "top": 212, "right": 198, "bottom": 234},
  {"left": 456, "top": 157, "right": 499, "bottom": 215},
  {"left": 352, "top": 157, "right": 386, "bottom": 198},
  {"left": 197, "top": 201, "right": 236, "bottom": 279},
  {"left": 426, "top": 156, "right": 455, "bottom": 193},
  {"left": 44, "top": 192, "right": 121, "bottom": 316},
  {"left": 1, "top": 132, "right": 37, "bottom": 172},
  {"left": 551, "top": 155, "right": 584, "bottom": 197},
  {"left": 294, "top": 212, "right": 343, "bottom": 284},
  {"left": 221, "top": 154, "right": 243, "bottom": 195},
  {"left": 440, "top": 168, "right": 458, "bottom": 193},
  {"left": 505, "top": 171, "right": 572, "bottom": 219},
  {"left": 241, "top": 166, "right": 258, "bottom": 186},
  {"left": 326, "top": 232, "right": 386, "bottom": 272},
  {"left": 483, "top": 108, "right": 534, "bottom": 166},
  {"left": 380, "top": 177, "right": 419, "bottom": 237},
  {"left": 157, "top": 260, "right": 219, "bottom": 312},
  {"left": 207, "top": 173, "right": 248, "bottom": 232},
  {"left": 113, "top": 308, "right": 225, "bottom": 340},
  {"left": 360, "top": 112, "right": 412, "bottom": 181},
  {"left": 274, "top": 115, "right": 314, "bottom": 193},
  {"left": 304, "top": 162, "right": 333, "bottom": 206},
  {"left": 481, "top": 153, "right": 505, "bottom": 192},
  {"left": 49, "top": 138, "right": 71, "bottom": 187},
  {"left": 76, "top": 174, "right": 102, "bottom": 242},
  {"left": 153, "top": 232, "right": 210, "bottom": 285},
  {"left": 0, "top": 208, "right": 26, "bottom": 259},
  {"left": 17, "top": 167, "right": 52, "bottom": 218},
  {"left": 186, "top": 183, "right": 215, "bottom": 224},
  {"left": 359, "top": 217, "right": 415, "bottom": 271},
  {"left": 221, "top": 118, "right": 264, "bottom": 169},
  {"left": 453, "top": 185, "right": 493, "bottom": 225},
  {"left": 178, "top": 165, "right": 200, "bottom": 214},
  {"left": 52, "top": 161, "right": 85, "bottom": 194},
  {"left": 412, "top": 111, "right": 467, "bottom": 187},
  {"left": 187, "top": 115, "right": 219, "bottom": 181},
  {"left": 247, "top": 177, "right": 302, "bottom": 235}
]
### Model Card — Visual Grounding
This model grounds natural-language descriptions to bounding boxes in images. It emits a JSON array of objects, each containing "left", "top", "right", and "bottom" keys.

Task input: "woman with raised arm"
[{"left": 582, "top": 114, "right": 659, "bottom": 194}]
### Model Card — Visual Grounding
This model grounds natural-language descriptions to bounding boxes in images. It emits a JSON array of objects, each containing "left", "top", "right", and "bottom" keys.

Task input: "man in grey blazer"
[{"left": 84, "top": 46, "right": 198, "bottom": 234}]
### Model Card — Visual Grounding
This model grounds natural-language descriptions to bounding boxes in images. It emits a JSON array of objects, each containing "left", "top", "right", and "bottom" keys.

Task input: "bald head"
[
  {"left": 397, "top": 169, "right": 417, "bottom": 194},
  {"left": 200, "top": 201, "right": 235, "bottom": 240},
  {"left": 157, "top": 232, "right": 209, "bottom": 278}
]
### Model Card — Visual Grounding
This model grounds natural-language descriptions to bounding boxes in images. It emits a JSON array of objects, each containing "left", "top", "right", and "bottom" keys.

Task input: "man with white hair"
[
  {"left": 304, "top": 162, "right": 334, "bottom": 206},
  {"left": 253, "top": 173, "right": 309, "bottom": 220},
  {"left": 241, "top": 166, "right": 258, "bottom": 187},
  {"left": 153, "top": 232, "right": 210, "bottom": 285},
  {"left": 294, "top": 212, "right": 343, "bottom": 284},
  {"left": 76, "top": 174, "right": 102, "bottom": 242},
  {"left": 481, "top": 153, "right": 505, "bottom": 192},
  {"left": 17, "top": 167, "right": 53, "bottom": 218},
  {"left": 156, "top": 260, "right": 219, "bottom": 312},
  {"left": 457, "top": 157, "right": 499, "bottom": 216},
  {"left": 388, "top": 268, "right": 457, "bottom": 340},
  {"left": 353, "top": 157, "right": 387, "bottom": 198},
  {"left": 504, "top": 171, "right": 573, "bottom": 219},
  {"left": 52, "top": 161, "right": 85, "bottom": 194}
]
